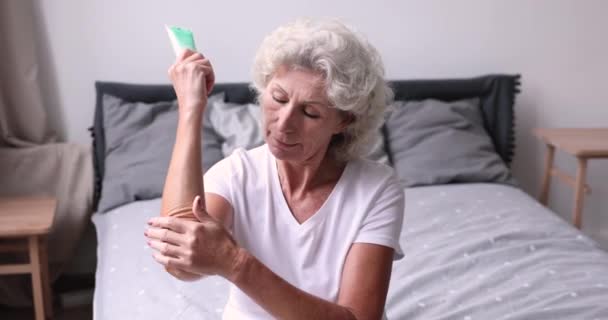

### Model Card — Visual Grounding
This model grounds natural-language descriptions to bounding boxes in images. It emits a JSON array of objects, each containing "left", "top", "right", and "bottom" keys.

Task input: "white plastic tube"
[{"left": 165, "top": 25, "right": 197, "bottom": 56}]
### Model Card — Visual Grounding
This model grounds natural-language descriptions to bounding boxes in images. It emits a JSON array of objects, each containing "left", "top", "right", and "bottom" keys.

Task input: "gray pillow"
[
  {"left": 208, "top": 100, "right": 389, "bottom": 163},
  {"left": 385, "top": 98, "right": 515, "bottom": 187},
  {"left": 98, "top": 93, "right": 225, "bottom": 213},
  {"left": 209, "top": 100, "right": 264, "bottom": 157}
]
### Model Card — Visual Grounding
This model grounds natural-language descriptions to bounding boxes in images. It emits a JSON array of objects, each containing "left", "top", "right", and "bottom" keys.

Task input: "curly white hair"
[{"left": 251, "top": 18, "right": 393, "bottom": 161}]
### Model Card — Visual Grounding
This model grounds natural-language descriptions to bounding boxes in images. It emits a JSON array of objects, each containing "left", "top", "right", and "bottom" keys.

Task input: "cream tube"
[{"left": 165, "top": 25, "right": 197, "bottom": 56}]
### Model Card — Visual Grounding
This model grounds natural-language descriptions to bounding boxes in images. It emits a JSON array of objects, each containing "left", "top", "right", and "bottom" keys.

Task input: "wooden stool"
[
  {"left": 0, "top": 197, "right": 56, "bottom": 320},
  {"left": 534, "top": 128, "right": 608, "bottom": 229}
]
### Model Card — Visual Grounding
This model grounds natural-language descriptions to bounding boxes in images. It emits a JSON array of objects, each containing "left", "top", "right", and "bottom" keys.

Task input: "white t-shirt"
[{"left": 204, "top": 145, "right": 405, "bottom": 319}]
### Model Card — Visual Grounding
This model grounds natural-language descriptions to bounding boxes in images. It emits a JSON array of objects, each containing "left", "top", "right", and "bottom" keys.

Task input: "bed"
[{"left": 90, "top": 76, "right": 608, "bottom": 319}]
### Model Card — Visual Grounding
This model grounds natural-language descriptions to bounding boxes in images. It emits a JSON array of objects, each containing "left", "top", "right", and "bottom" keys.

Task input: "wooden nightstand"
[
  {"left": 0, "top": 197, "right": 56, "bottom": 320},
  {"left": 534, "top": 128, "right": 608, "bottom": 229}
]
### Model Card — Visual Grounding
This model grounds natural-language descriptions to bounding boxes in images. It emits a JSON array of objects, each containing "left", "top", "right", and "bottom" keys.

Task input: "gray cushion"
[
  {"left": 385, "top": 98, "right": 515, "bottom": 187},
  {"left": 208, "top": 100, "right": 389, "bottom": 163},
  {"left": 98, "top": 93, "right": 225, "bottom": 213},
  {"left": 210, "top": 100, "right": 264, "bottom": 157}
]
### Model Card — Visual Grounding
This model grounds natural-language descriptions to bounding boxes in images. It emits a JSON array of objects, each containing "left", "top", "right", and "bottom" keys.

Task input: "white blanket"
[{"left": 93, "top": 183, "right": 608, "bottom": 319}]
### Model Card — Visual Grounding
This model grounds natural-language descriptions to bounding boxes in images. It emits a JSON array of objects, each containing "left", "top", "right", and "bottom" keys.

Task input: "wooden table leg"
[
  {"left": 28, "top": 236, "right": 46, "bottom": 320},
  {"left": 539, "top": 144, "right": 555, "bottom": 205},
  {"left": 39, "top": 236, "right": 53, "bottom": 318},
  {"left": 573, "top": 157, "right": 588, "bottom": 229}
]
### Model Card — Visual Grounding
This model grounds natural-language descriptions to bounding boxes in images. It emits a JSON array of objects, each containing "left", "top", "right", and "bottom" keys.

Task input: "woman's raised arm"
[{"left": 160, "top": 49, "right": 215, "bottom": 220}]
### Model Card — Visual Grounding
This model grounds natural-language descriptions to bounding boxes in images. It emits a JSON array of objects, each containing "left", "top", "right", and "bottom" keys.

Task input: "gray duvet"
[{"left": 93, "top": 183, "right": 608, "bottom": 319}]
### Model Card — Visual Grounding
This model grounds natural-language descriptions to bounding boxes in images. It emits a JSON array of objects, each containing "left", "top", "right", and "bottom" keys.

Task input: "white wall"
[{"left": 37, "top": 0, "right": 608, "bottom": 247}]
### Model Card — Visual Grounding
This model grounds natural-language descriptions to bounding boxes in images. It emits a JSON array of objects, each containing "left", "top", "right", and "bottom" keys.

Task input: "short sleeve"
[
  {"left": 203, "top": 153, "right": 236, "bottom": 206},
  {"left": 354, "top": 175, "right": 405, "bottom": 260}
]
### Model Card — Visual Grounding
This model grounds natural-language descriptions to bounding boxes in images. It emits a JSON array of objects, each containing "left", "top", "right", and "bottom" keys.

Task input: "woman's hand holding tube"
[{"left": 168, "top": 49, "right": 215, "bottom": 119}]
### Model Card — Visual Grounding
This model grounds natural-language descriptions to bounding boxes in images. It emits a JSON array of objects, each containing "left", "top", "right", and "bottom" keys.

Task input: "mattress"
[{"left": 92, "top": 183, "right": 608, "bottom": 319}]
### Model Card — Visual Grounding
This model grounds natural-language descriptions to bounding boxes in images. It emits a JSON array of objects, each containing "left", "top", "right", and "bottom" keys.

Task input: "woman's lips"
[{"left": 273, "top": 137, "right": 298, "bottom": 148}]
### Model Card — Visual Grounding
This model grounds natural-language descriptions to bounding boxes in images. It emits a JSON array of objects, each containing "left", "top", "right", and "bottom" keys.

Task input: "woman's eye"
[
  {"left": 303, "top": 108, "right": 320, "bottom": 119},
  {"left": 272, "top": 96, "right": 287, "bottom": 104}
]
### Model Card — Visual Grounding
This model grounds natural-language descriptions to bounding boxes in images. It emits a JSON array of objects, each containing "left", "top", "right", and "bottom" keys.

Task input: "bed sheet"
[
  {"left": 92, "top": 183, "right": 608, "bottom": 319},
  {"left": 386, "top": 183, "right": 608, "bottom": 320}
]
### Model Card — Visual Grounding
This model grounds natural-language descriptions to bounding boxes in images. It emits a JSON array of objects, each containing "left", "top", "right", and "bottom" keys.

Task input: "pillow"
[
  {"left": 385, "top": 98, "right": 516, "bottom": 187},
  {"left": 98, "top": 93, "right": 225, "bottom": 213},
  {"left": 208, "top": 100, "right": 389, "bottom": 163},
  {"left": 209, "top": 100, "right": 264, "bottom": 157}
]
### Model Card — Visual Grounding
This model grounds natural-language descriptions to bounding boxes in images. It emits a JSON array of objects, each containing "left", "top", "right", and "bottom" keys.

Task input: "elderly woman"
[{"left": 144, "top": 18, "right": 404, "bottom": 320}]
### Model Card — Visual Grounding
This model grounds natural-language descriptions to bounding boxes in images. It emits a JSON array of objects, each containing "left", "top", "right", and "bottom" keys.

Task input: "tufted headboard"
[
  {"left": 389, "top": 74, "right": 521, "bottom": 166},
  {"left": 90, "top": 74, "right": 521, "bottom": 210}
]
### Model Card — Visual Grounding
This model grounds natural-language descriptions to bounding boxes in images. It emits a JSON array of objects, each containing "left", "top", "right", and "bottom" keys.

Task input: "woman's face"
[{"left": 261, "top": 66, "right": 349, "bottom": 163}]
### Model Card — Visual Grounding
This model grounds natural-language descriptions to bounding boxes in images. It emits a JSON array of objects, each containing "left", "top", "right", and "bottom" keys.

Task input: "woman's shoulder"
[
  {"left": 232, "top": 144, "right": 268, "bottom": 165},
  {"left": 346, "top": 158, "right": 403, "bottom": 190},
  {"left": 350, "top": 157, "right": 396, "bottom": 178},
  {"left": 208, "top": 144, "right": 268, "bottom": 176}
]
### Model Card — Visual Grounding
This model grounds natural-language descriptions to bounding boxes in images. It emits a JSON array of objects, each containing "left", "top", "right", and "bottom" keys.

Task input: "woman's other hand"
[
  {"left": 168, "top": 49, "right": 215, "bottom": 117},
  {"left": 146, "top": 196, "right": 241, "bottom": 279}
]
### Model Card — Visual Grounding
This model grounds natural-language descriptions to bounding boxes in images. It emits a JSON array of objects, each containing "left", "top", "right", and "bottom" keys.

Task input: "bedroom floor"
[
  {"left": 0, "top": 274, "right": 94, "bottom": 319},
  {"left": 0, "top": 304, "right": 92, "bottom": 320}
]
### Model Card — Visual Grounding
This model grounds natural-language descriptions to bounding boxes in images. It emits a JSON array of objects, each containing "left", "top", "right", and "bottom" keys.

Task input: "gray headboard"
[{"left": 90, "top": 74, "right": 521, "bottom": 209}]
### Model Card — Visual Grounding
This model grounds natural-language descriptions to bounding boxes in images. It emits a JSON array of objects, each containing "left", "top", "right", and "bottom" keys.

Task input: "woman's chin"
[{"left": 268, "top": 143, "right": 301, "bottom": 160}]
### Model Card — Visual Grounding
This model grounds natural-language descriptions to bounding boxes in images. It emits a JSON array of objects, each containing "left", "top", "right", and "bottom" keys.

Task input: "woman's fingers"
[
  {"left": 175, "top": 50, "right": 205, "bottom": 67},
  {"left": 168, "top": 51, "right": 214, "bottom": 99},
  {"left": 145, "top": 227, "right": 184, "bottom": 246},
  {"left": 192, "top": 195, "right": 204, "bottom": 221},
  {"left": 201, "top": 62, "right": 215, "bottom": 94},
  {"left": 148, "top": 239, "right": 182, "bottom": 257},
  {"left": 169, "top": 61, "right": 211, "bottom": 86},
  {"left": 169, "top": 51, "right": 205, "bottom": 75},
  {"left": 176, "top": 48, "right": 197, "bottom": 62},
  {"left": 148, "top": 216, "right": 187, "bottom": 232},
  {"left": 192, "top": 195, "right": 215, "bottom": 221},
  {"left": 182, "top": 51, "right": 205, "bottom": 63},
  {"left": 152, "top": 251, "right": 189, "bottom": 270},
  {"left": 147, "top": 197, "right": 238, "bottom": 278}
]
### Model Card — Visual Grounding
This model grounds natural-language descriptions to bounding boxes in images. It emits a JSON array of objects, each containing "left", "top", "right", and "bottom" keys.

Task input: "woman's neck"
[{"left": 276, "top": 153, "right": 346, "bottom": 196}]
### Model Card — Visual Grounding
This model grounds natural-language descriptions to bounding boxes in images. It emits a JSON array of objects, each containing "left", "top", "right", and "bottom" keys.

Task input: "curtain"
[
  {"left": 0, "top": 0, "right": 57, "bottom": 147},
  {"left": 0, "top": 0, "right": 94, "bottom": 307}
]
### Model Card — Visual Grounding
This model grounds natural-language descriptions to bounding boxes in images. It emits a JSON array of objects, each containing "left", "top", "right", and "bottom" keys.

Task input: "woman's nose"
[{"left": 276, "top": 104, "right": 297, "bottom": 133}]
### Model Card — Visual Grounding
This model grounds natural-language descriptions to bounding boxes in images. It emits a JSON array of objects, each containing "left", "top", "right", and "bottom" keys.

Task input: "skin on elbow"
[{"left": 162, "top": 205, "right": 198, "bottom": 221}]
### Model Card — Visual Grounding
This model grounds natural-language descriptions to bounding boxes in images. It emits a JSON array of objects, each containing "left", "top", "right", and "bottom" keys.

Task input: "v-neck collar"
[{"left": 268, "top": 148, "right": 350, "bottom": 230}]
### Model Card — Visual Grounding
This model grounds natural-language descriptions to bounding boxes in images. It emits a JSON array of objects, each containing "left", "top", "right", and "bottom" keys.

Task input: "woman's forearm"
[
  {"left": 160, "top": 112, "right": 205, "bottom": 220},
  {"left": 229, "top": 249, "right": 357, "bottom": 320}
]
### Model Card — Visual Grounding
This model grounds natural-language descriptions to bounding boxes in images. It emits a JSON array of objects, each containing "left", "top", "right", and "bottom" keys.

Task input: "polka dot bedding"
[{"left": 92, "top": 183, "right": 608, "bottom": 319}]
